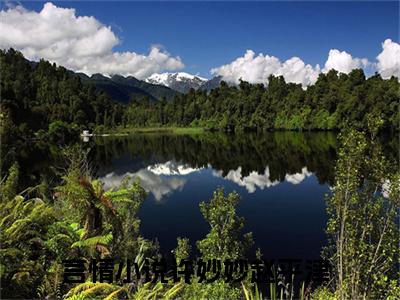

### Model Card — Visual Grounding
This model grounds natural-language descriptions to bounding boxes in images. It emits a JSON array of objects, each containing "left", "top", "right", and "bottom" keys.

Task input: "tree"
[
  {"left": 197, "top": 188, "right": 253, "bottom": 261},
  {"left": 324, "top": 125, "right": 399, "bottom": 299}
]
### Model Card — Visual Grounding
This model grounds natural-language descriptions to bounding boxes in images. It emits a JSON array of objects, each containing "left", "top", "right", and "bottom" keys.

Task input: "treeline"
[
  {"left": 0, "top": 49, "right": 123, "bottom": 144},
  {"left": 1, "top": 48, "right": 399, "bottom": 144},
  {"left": 124, "top": 71, "right": 399, "bottom": 131}
]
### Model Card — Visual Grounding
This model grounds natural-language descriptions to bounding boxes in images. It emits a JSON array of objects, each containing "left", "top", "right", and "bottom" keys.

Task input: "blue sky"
[
  {"left": 1, "top": 1, "right": 398, "bottom": 84},
  {"left": 20, "top": 1, "right": 398, "bottom": 77}
]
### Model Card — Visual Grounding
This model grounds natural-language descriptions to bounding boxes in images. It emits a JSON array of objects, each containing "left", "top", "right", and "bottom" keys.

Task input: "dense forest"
[
  {"left": 0, "top": 49, "right": 124, "bottom": 144},
  {"left": 0, "top": 49, "right": 399, "bottom": 299},
  {"left": 124, "top": 73, "right": 399, "bottom": 131},
  {"left": 1, "top": 49, "right": 399, "bottom": 149}
]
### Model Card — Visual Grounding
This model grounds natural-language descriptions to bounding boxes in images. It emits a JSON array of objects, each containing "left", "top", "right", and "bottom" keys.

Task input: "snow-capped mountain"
[{"left": 146, "top": 72, "right": 208, "bottom": 93}]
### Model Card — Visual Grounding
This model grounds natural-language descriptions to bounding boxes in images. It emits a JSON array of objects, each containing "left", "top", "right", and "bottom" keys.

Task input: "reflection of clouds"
[
  {"left": 213, "top": 167, "right": 279, "bottom": 193},
  {"left": 213, "top": 166, "right": 313, "bottom": 193},
  {"left": 101, "top": 170, "right": 186, "bottom": 201},
  {"left": 381, "top": 179, "right": 399, "bottom": 199},
  {"left": 100, "top": 161, "right": 203, "bottom": 201},
  {"left": 147, "top": 161, "right": 203, "bottom": 175},
  {"left": 285, "top": 167, "right": 312, "bottom": 185},
  {"left": 382, "top": 179, "right": 390, "bottom": 198}
]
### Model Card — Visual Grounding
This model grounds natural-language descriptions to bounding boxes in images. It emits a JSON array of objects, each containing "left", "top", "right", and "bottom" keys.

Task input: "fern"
[
  {"left": 65, "top": 282, "right": 123, "bottom": 300},
  {"left": 71, "top": 233, "right": 113, "bottom": 249}
]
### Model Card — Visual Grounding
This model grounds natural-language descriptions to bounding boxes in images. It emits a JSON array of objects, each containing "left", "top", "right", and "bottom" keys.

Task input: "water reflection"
[
  {"left": 9, "top": 132, "right": 398, "bottom": 258},
  {"left": 212, "top": 166, "right": 313, "bottom": 193},
  {"left": 101, "top": 160, "right": 316, "bottom": 198},
  {"left": 99, "top": 161, "right": 198, "bottom": 201},
  {"left": 93, "top": 131, "right": 341, "bottom": 186},
  {"left": 147, "top": 161, "right": 204, "bottom": 176}
]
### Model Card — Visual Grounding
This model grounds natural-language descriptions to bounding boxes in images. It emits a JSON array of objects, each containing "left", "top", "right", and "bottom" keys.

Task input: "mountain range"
[
  {"left": 76, "top": 71, "right": 223, "bottom": 104},
  {"left": 145, "top": 72, "right": 207, "bottom": 93}
]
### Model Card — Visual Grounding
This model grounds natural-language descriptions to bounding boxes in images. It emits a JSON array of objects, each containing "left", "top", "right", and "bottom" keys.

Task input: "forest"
[
  {"left": 1, "top": 49, "right": 399, "bottom": 299},
  {"left": 1, "top": 48, "right": 399, "bottom": 149}
]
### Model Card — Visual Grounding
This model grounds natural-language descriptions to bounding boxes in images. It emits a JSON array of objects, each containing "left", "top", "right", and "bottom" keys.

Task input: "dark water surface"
[
  {"left": 93, "top": 132, "right": 339, "bottom": 259},
  {"left": 16, "top": 131, "right": 397, "bottom": 260}
]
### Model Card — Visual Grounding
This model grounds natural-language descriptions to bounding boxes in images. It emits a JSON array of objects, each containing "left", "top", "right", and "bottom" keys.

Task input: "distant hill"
[
  {"left": 77, "top": 73, "right": 180, "bottom": 104},
  {"left": 199, "top": 75, "right": 224, "bottom": 91},
  {"left": 146, "top": 72, "right": 208, "bottom": 93},
  {"left": 145, "top": 72, "right": 226, "bottom": 93}
]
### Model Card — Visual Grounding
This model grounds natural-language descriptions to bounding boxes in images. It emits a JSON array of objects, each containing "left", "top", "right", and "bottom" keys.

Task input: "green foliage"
[
  {"left": 197, "top": 188, "right": 253, "bottom": 261},
  {"left": 0, "top": 195, "right": 59, "bottom": 298},
  {"left": 123, "top": 70, "right": 399, "bottom": 132},
  {"left": 174, "top": 237, "right": 191, "bottom": 262},
  {"left": 48, "top": 121, "right": 79, "bottom": 143},
  {"left": 0, "top": 48, "right": 123, "bottom": 142},
  {"left": 0, "top": 147, "right": 149, "bottom": 298},
  {"left": 324, "top": 128, "right": 399, "bottom": 299},
  {"left": 64, "top": 282, "right": 128, "bottom": 300},
  {"left": 0, "top": 162, "right": 19, "bottom": 201},
  {"left": 310, "top": 286, "right": 337, "bottom": 300},
  {"left": 180, "top": 189, "right": 253, "bottom": 300},
  {"left": 56, "top": 150, "right": 148, "bottom": 260},
  {"left": 183, "top": 280, "right": 242, "bottom": 300},
  {"left": 64, "top": 280, "right": 185, "bottom": 300},
  {"left": 2, "top": 49, "right": 399, "bottom": 140}
]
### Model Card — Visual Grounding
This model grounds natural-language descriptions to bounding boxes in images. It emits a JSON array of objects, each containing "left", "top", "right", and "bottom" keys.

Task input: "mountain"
[
  {"left": 199, "top": 75, "right": 223, "bottom": 91},
  {"left": 146, "top": 72, "right": 207, "bottom": 93},
  {"left": 78, "top": 73, "right": 180, "bottom": 104}
]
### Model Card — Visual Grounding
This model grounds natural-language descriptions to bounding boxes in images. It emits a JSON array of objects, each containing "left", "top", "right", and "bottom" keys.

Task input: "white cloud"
[
  {"left": 376, "top": 39, "right": 400, "bottom": 79},
  {"left": 211, "top": 46, "right": 384, "bottom": 87},
  {"left": 211, "top": 50, "right": 320, "bottom": 87},
  {"left": 276, "top": 57, "right": 321, "bottom": 87},
  {"left": 0, "top": 2, "right": 184, "bottom": 79},
  {"left": 323, "top": 49, "right": 369, "bottom": 74}
]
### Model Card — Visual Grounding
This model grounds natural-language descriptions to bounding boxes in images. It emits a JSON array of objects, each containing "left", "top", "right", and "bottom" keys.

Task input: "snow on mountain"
[{"left": 146, "top": 72, "right": 208, "bottom": 93}]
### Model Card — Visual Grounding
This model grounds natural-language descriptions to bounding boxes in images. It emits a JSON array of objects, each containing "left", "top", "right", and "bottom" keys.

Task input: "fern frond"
[
  {"left": 103, "top": 287, "right": 127, "bottom": 300},
  {"left": 65, "top": 281, "right": 98, "bottom": 298},
  {"left": 71, "top": 233, "right": 113, "bottom": 249},
  {"left": 164, "top": 281, "right": 184, "bottom": 299}
]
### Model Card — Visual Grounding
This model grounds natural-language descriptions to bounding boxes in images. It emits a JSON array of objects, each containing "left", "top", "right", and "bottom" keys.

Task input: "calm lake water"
[
  {"left": 18, "top": 131, "right": 397, "bottom": 260},
  {"left": 93, "top": 132, "right": 339, "bottom": 260}
]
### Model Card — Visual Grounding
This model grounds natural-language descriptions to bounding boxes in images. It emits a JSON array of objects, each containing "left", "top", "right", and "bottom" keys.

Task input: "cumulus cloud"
[
  {"left": 323, "top": 49, "right": 369, "bottom": 73},
  {"left": 0, "top": 2, "right": 184, "bottom": 78},
  {"left": 376, "top": 39, "right": 400, "bottom": 79},
  {"left": 211, "top": 44, "right": 400, "bottom": 87},
  {"left": 211, "top": 50, "right": 320, "bottom": 87}
]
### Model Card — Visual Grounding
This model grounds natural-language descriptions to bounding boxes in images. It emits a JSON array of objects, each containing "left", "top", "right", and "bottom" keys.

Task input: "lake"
[
  {"left": 91, "top": 131, "right": 339, "bottom": 260},
  {"left": 16, "top": 131, "right": 397, "bottom": 261}
]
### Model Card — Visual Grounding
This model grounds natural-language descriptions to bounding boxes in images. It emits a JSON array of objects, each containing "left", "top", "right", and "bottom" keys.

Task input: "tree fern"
[{"left": 65, "top": 282, "right": 125, "bottom": 300}]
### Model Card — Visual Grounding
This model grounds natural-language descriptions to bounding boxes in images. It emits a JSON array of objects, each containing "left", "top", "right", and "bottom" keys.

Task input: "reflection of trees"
[
  {"left": 11, "top": 132, "right": 398, "bottom": 192},
  {"left": 91, "top": 132, "right": 341, "bottom": 185}
]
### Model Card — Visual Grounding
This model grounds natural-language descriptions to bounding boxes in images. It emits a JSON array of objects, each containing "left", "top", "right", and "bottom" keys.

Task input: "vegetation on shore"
[
  {"left": 1, "top": 49, "right": 399, "bottom": 149},
  {"left": 1, "top": 48, "right": 399, "bottom": 299},
  {"left": 96, "top": 126, "right": 205, "bottom": 135},
  {"left": 1, "top": 124, "right": 398, "bottom": 299}
]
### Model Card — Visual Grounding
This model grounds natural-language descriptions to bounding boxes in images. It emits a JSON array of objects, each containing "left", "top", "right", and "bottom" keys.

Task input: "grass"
[{"left": 99, "top": 126, "right": 205, "bottom": 135}]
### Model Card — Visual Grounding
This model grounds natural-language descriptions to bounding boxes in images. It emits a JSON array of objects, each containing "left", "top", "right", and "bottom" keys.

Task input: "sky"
[{"left": 0, "top": 1, "right": 399, "bottom": 86}]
